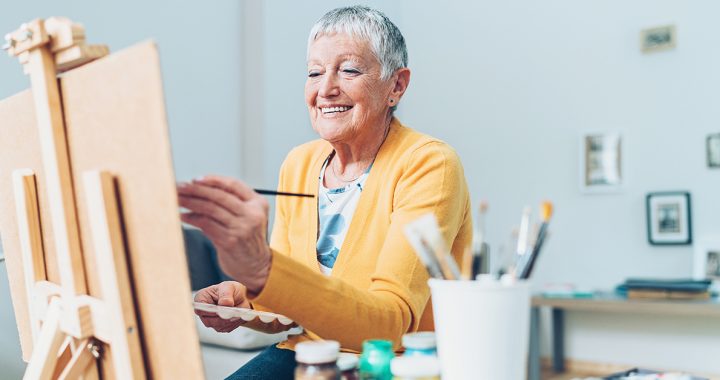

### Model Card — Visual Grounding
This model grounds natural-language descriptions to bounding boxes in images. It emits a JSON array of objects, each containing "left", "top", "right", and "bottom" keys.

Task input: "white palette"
[{"left": 193, "top": 302, "right": 294, "bottom": 326}]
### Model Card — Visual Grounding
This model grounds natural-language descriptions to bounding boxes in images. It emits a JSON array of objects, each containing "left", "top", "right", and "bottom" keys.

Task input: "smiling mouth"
[{"left": 320, "top": 106, "right": 353, "bottom": 115}]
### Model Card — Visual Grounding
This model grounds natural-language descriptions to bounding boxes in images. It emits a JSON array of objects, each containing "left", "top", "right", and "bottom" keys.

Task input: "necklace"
[{"left": 331, "top": 159, "right": 366, "bottom": 183}]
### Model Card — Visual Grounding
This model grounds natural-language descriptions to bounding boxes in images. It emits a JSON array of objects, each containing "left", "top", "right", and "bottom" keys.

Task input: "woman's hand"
[
  {"left": 178, "top": 176, "right": 271, "bottom": 294},
  {"left": 194, "top": 281, "right": 251, "bottom": 333}
]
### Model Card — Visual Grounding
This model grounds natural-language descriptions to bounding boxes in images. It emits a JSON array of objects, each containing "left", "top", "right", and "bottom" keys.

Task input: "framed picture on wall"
[
  {"left": 693, "top": 237, "right": 720, "bottom": 281},
  {"left": 707, "top": 133, "right": 720, "bottom": 168},
  {"left": 646, "top": 191, "right": 692, "bottom": 245},
  {"left": 579, "top": 132, "right": 623, "bottom": 193}
]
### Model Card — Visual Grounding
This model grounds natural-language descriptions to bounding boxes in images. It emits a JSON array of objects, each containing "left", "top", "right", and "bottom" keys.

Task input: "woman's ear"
[{"left": 389, "top": 68, "right": 411, "bottom": 104}]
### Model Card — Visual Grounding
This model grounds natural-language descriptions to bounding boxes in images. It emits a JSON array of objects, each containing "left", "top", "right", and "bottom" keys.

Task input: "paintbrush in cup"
[
  {"left": 462, "top": 200, "right": 489, "bottom": 280},
  {"left": 519, "top": 201, "right": 553, "bottom": 279}
]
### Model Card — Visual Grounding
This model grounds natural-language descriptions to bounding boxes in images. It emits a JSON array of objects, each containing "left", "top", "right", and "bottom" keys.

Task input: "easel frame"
[{"left": 1, "top": 17, "right": 204, "bottom": 379}]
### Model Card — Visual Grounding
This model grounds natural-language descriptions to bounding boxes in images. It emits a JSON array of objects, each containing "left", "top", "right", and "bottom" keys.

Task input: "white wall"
[
  {"left": 254, "top": 0, "right": 720, "bottom": 373},
  {"left": 0, "top": 0, "right": 244, "bottom": 181}
]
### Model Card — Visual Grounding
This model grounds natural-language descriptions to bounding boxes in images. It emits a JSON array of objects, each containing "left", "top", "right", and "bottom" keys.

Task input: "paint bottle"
[
  {"left": 390, "top": 356, "right": 441, "bottom": 380},
  {"left": 295, "top": 340, "right": 341, "bottom": 380},
  {"left": 401, "top": 332, "right": 436, "bottom": 357},
  {"left": 337, "top": 353, "right": 359, "bottom": 380},
  {"left": 358, "top": 339, "right": 394, "bottom": 380}
]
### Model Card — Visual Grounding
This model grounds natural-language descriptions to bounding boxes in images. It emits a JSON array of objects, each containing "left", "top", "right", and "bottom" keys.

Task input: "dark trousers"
[{"left": 225, "top": 344, "right": 296, "bottom": 380}]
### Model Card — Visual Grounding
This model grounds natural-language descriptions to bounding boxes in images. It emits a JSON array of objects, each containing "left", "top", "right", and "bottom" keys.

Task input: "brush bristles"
[
  {"left": 541, "top": 201, "right": 553, "bottom": 221},
  {"left": 478, "top": 200, "right": 489, "bottom": 214}
]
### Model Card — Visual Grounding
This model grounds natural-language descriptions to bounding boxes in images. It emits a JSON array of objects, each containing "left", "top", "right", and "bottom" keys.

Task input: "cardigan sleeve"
[{"left": 248, "top": 141, "right": 470, "bottom": 351}]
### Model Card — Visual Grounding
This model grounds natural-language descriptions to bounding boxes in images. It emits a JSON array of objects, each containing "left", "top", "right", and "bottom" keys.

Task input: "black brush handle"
[
  {"left": 519, "top": 223, "right": 548, "bottom": 279},
  {"left": 254, "top": 189, "right": 314, "bottom": 198}
]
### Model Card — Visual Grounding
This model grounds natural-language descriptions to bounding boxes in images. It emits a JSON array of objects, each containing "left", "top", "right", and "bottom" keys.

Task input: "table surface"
[{"left": 532, "top": 292, "right": 720, "bottom": 317}]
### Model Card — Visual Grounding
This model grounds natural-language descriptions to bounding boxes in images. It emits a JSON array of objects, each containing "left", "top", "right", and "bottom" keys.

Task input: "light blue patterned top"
[{"left": 316, "top": 156, "right": 371, "bottom": 275}]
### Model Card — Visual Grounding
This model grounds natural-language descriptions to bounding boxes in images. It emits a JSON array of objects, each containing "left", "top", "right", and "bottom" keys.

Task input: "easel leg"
[
  {"left": 24, "top": 298, "right": 65, "bottom": 380},
  {"left": 57, "top": 339, "right": 94, "bottom": 380},
  {"left": 52, "top": 338, "right": 72, "bottom": 379},
  {"left": 84, "top": 171, "right": 146, "bottom": 379},
  {"left": 13, "top": 169, "right": 48, "bottom": 343}
]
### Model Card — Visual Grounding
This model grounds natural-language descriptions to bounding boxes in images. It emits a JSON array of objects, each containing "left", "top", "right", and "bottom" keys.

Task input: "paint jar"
[
  {"left": 390, "top": 356, "right": 441, "bottom": 380},
  {"left": 358, "top": 339, "right": 394, "bottom": 380},
  {"left": 401, "top": 332, "right": 436, "bottom": 357},
  {"left": 295, "top": 340, "right": 341, "bottom": 380},
  {"left": 337, "top": 353, "right": 359, "bottom": 380}
]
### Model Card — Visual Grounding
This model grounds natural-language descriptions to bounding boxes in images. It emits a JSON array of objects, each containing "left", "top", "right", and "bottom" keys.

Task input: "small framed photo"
[
  {"left": 646, "top": 191, "right": 692, "bottom": 245},
  {"left": 707, "top": 133, "right": 720, "bottom": 168},
  {"left": 579, "top": 132, "right": 623, "bottom": 193},
  {"left": 693, "top": 238, "right": 720, "bottom": 282},
  {"left": 640, "top": 25, "right": 677, "bottom": 53}
]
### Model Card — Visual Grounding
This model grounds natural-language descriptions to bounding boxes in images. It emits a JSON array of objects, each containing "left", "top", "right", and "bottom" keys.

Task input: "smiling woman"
[{"left": 179, "top": 5, "right": 472, "bottom": 380}]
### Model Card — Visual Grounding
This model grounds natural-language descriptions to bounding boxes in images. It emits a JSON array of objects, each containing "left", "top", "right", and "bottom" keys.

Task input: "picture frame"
[
  {"left": 579, "top": 132, "right": 623, "bottom": 193},
  {"left": 640, "top": 25, "right": 677, "bottom": 54},
  {"left": 706, "top": 133, "right": 720, "bottom": 168},
  {"left": 646, "top": 191, "right": 692, "bottom": 245},
  {"left": 693, "top": 237, "right": 720, "bottom": 281}
]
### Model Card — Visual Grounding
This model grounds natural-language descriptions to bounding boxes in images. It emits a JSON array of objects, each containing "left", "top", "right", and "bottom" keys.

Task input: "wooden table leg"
[
  {"left": 528, "top": 306, "right": 541, "bottom": 380},
  {"left": 552, "top": 307, "right": 565, "bottom": 372}
]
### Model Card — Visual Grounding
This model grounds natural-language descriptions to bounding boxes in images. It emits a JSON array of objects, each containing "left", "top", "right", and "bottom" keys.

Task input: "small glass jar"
[
  {"left": 295, "top": 341, "right": 341, "bottom": 380},
  {"left": 337, "top": 352, "right": 359, "bottom": 380},
  {"left": 401, "top": 332, "right": 436, "bottom": 357},
  {"left": 359, "top": 339, "right": 394, "bottom": 380},
  {"left": 390, "top": 356, "right": 441, "bottom": 380}
]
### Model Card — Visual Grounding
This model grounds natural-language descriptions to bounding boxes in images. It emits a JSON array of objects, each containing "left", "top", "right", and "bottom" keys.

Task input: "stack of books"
[
  {"left": 604, "top": 367, "right": 708, "bottom": 379},
  {"left": 616, "top": 278, "right": 713, "bottom": 300}
]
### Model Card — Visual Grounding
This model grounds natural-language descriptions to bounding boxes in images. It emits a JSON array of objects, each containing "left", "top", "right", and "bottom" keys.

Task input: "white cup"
[{"left": 428, "top": 279, "right": 531, "bottom": 380}]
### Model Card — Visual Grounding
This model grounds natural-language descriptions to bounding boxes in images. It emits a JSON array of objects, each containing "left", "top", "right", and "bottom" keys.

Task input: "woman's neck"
[{"left": 326, "top": 116, "right": 392, "bottom": 185}]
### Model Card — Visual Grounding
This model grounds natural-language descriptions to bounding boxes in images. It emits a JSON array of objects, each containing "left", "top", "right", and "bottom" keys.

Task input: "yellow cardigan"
[{"left": 249, "top": 118, "right": 472, "bottom": 352}]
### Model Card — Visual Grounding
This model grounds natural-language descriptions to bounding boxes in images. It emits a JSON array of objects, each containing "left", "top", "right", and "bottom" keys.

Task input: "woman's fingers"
[
  {"left": 181, "top": 212, "right": 226, "bottom": 243},
  {"left": 194, "top": 176, "right": 258, "bottom": 203},
  {"left": 199, "top": 315, "right": 245, "bottom": 332},
  {"left": 217, "top": 281, "right": 241, "bottom": 307},
  {"left": 178, "top": 195, "right": 236, "bottom": 227},
  {"left": 178, "top": 181, "right": 245, "bottom": 216}
]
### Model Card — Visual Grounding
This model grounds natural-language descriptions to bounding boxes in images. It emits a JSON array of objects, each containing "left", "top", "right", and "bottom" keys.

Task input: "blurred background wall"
[{"left": 1, "top": 0, "right": 719, "bottom": 376}]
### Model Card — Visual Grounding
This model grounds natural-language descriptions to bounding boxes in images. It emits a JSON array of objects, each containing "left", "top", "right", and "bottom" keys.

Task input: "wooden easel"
[
  {"left": 3, "top": 17, "right": 142, "bottom": 379},
  {"left": 1, "top": 17, "right": 204, "bottom": 379}
]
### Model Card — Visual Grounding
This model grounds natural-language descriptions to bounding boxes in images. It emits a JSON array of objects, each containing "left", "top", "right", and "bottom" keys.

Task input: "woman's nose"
[{"left": 318, "top": 72, "right": 340, "bottom": 98}]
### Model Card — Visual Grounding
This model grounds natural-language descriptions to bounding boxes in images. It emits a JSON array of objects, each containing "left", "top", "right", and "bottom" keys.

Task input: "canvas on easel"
[{"left": 0, "top": 18, "right": 204, "bottom": 379}]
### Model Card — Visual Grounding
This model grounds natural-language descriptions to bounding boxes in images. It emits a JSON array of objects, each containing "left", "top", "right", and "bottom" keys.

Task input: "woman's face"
[{"left": 305, "top": 33, "right": 393, "bottom": 144}]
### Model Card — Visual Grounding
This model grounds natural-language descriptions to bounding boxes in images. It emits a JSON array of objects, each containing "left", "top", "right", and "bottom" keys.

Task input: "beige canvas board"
[{"left": 0, "top": 40, "right": 204, "bottom": 378}]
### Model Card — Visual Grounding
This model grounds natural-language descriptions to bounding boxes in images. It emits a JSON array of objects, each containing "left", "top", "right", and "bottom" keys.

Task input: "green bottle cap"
[{"left": 359, "top": 339, "right": 394, "bottom": 380}]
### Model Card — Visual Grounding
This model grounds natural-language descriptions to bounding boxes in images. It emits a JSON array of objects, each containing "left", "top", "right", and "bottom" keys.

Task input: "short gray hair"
[{"left": 308, "top": 5, "right": 408, "bottom": 80}]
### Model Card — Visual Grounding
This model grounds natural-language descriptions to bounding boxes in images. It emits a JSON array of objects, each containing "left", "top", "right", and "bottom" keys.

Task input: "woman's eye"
[
  {"left": 342, "top": 69, "right": 361, "bottom": 75},
  {"left": 308, "top": 72, "right": 321, "bottom": 78}
]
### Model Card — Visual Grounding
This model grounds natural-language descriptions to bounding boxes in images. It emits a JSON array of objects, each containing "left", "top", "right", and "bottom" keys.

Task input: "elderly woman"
[{"left": 178, "top": 5, "right": 471, "bottom": 379}]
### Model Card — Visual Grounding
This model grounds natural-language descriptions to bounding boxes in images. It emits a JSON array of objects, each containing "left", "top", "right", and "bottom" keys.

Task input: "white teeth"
[{"left": 321, "top": 106, "right": 351, "bottom": 114}]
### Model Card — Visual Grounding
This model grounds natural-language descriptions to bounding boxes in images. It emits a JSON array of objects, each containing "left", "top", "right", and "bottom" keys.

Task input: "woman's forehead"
[{"left": 307, "top": 34, "right": 376, "bottom": 63}]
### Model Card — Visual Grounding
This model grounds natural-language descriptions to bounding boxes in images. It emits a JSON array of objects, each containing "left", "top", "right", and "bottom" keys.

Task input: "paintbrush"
[
  {"left": 254, "top": 189, "right": 314, "bottom": 198},
  {"left": 404, "top": 213, "right": 461, "bottom": 280},
  {"left": 519, "top": 201, "right": 553, "bottom": 279},
  {"left": 462, "top": 200, "right": 488, "bottom": 280},
  {"left": 404, "top": 218, "right": 445, "bottom": 279},
  {"left": 516, "top": 206, "right": 532, "bottom": 258}
]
